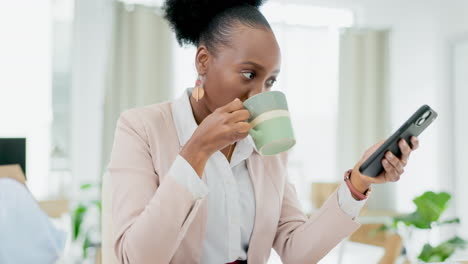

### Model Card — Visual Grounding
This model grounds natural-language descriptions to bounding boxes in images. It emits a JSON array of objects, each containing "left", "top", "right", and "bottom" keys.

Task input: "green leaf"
[
  {"left": 83, "top": 234, "right": 91, "bottom": 259},
  {"left": 437, "top": 217, "right": 460, "bottom": 226},
  {"left": 72, "top": 204, "right": 87, "bottom": 240},
  {"left": 413, "top": 191, "right": 451, "bottom": 223},
  {"left": 92, "top": 200, "right": 102, "bottom": 213},
  {"left": 80, "top": 183, "right": 92, "bottom": 190},
  {"left": 393, "top": 192, "right": 453, "bottom": 229},
  {"left": 370, "top": 224, "right": 390, "bottom": 237},
  {"left": 446, "top": 236, "right": 468, "bottom": 248},
  {"left": 418, "top": 236, "right": 467, "bottom": 262},
  {"left": 394, "top": 212, "right": 432, "bottom": 229}
]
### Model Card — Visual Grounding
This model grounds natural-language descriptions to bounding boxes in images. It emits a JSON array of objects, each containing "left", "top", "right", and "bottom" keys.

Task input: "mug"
[{"left": 243, "top": 91, "right": 296, "bottom": 155}]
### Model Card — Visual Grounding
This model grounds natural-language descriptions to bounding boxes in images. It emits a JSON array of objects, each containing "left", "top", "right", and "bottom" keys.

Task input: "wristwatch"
[{"left": 344, "top": 169, "right": 371, "bottom": 201}]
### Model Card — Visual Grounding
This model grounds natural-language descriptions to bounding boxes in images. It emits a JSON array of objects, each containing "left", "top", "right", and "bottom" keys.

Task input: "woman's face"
[{"left": 195, "top": 23, "right": 281, "bottom": 112}]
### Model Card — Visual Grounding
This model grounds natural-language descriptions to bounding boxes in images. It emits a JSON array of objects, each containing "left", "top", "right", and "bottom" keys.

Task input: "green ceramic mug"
[{"left": 243, "top": 91, "right": 296, "bottom": 155}]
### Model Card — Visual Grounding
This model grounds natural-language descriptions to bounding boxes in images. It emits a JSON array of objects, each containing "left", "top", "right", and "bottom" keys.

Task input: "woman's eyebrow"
[{"left": 240, "top": 61, "right": 280, "bottom": 74}]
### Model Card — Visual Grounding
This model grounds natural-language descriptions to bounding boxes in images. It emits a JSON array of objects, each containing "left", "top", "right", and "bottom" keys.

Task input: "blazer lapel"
[{"left": 246, "top": 152, "right": 285, "bottom": 263}]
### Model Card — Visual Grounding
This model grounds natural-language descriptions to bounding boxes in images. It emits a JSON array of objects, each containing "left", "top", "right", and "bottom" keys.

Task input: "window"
[{"left": 262, "top": 4, "right": 354, "bottom": 212}]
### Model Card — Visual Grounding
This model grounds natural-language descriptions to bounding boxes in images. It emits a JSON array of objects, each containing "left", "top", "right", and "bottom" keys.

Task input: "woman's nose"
[{"left": 245, "top": 86, "right": 265, "bottom": 101}]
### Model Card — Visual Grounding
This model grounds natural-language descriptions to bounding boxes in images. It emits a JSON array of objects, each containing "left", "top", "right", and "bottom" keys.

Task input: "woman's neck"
[
  {"left": 188, "top": 93, "right": 236, "bottom": 160},
  {"left": 189, "top": 95, "right": 212, "bottom": 125}
]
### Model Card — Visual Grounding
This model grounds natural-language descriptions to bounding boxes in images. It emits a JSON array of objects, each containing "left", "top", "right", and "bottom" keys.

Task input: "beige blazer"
[{"left": 107, "top": 100, "right": 361, "bottom": 264}]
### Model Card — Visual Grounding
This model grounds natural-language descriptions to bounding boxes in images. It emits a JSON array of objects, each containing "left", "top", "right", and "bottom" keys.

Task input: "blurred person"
[{"left": 0, "top": 178, "right": 66, "bottom": 264}]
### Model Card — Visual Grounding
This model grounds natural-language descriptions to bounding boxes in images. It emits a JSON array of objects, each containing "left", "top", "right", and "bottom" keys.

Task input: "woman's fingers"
[
  {"left": 384, "top": 151, "right": 404, "bottom": 174},
  {"left": 410, "top": 136, "right": 420, "bottom": 150},
  {"left": 399, "top": 139, "right": 412, "bottom": 165},
  {"left": 373, "top": 137, "right": 420, "bottom": 184},
  {"left": 380, "top": 137, "right": 421, "bottom": 183},
  {"left": 218, "top": 98, "right": 244, "bottom": 113},
  {"left": 229, "top": 109, "right": 250, "bottom": 123},
  {"left": 382, "top": 158, "right": 401, "bottom": 182},
  {"left": 233, "top": 121, "right": 251, "bottom": 134}
]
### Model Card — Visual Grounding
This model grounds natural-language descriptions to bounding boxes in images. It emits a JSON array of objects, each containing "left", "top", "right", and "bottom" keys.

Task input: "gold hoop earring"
[{"left": 192, "top": 75, "right": 205, "bottom": 102}]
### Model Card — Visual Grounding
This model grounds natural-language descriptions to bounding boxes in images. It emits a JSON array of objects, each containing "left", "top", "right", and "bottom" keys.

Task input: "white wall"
[
  {"left": 272, "top": 0, "right": 468, "bottom": 213},
  {"left": 0, "top": 0, "right": 52, "bottom": 199},
  {"left": 453, "top": 38, "right": 468, "bottom": 242}
]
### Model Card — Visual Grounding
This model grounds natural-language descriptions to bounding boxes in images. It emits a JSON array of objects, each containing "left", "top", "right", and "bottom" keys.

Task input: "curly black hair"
[{"left": 163, "top": 0, "right": 270, "bottom": 53}]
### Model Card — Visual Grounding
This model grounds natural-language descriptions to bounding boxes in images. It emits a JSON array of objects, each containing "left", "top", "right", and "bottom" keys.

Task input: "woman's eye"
[
  {"left": 267, "top": 79, "right": 277, "bottom": 86},
  {"left": 242, "top": 72, "right": 255, "bottom": 80}
]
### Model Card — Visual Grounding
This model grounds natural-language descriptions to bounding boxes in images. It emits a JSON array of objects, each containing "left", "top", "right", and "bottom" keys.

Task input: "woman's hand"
[
  {"left": 180, "top": 98, "right": 251, "bottom": 177},
  {"left": 349, "top": 136, "right": 420, "bottom": 194},
  {"left": 189, "top": 98, "right": 251, "bottom": 155}
]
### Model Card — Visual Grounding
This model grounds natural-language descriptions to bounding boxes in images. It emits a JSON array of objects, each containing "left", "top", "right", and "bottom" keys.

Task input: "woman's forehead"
[{"left": 217, "top": 25, "right": 281, "bottom": 71}]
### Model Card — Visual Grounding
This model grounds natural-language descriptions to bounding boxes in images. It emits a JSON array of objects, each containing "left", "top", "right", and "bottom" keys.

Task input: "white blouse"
[{"left": 169, "top": 88, "right": 366, "bottom": 263}]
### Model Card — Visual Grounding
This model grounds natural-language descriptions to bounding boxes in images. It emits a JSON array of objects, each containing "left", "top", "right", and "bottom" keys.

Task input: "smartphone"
[{"left": 359, "top": 105, "right": 438, "bottom": 177}]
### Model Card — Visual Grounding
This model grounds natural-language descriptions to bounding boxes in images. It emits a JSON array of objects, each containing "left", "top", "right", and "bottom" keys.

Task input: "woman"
[{"left": 108, "top": 0, "right": 420, "bottom": 263}]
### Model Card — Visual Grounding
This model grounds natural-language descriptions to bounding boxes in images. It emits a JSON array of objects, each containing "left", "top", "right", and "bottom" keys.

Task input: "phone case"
[{"left": 359, "top": 105, "right": 438, "bottom": 177}]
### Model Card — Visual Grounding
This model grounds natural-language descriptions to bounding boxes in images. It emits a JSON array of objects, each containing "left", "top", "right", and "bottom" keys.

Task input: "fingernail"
[{"left": 386, "top": 152, "right": 393, "bottom": 159}]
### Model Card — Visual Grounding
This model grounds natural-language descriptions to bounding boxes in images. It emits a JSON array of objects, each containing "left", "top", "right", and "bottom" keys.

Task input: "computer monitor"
[{"left": 0, "top": 138, "right": 26, "bottom": 178}]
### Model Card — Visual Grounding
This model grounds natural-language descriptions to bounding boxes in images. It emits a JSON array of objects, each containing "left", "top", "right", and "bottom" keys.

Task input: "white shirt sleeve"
[
  {"left": 168, "top": 155, "right": 210, "bottom": 200},
  {"left": 337, "top": 181, "right": 367, "bottom": 219}
]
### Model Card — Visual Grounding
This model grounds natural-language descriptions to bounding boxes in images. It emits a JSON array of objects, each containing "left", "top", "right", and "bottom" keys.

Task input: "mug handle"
[{"left": 249, "top": 126, "right": 262, "bottom": 141}]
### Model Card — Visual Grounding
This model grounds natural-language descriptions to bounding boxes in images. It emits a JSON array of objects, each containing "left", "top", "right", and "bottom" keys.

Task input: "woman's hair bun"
[{"left": 163, "top": 0, "right": 266, "bottom": 46}]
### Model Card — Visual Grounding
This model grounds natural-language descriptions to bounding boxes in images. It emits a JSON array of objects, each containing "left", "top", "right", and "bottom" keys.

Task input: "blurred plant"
[
  {"left": 391, "top": 191, "right": 460, "bottom": 229},
  {"left": 71, "top": 183, "right": 102, "bottom": 260},
  {"left": 418, "top": 236, "right": 466, "bottom": 262},
  {"left": 377, "top": 191, "right": 466, "bottom": 262}
]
